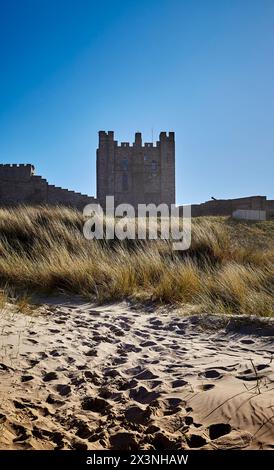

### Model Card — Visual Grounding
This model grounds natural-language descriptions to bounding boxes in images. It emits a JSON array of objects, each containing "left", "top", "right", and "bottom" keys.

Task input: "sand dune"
[{"left": 0, "top": 299, "right": 273, "bottom": 450}]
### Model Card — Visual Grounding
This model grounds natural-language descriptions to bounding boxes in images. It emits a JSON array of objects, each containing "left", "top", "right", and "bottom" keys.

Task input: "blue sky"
[{"left": 0, "top": 0, "right": 273, "bottom": 204}]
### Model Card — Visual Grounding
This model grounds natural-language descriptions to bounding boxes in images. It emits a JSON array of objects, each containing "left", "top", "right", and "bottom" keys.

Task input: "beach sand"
[{"left": 0, "top": 299, "right": 273, "bottom": 450}]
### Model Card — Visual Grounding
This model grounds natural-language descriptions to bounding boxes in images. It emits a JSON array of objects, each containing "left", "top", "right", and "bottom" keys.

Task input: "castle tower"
[{"left": 96, "top": 131, "right": 175, "bottom": 209}]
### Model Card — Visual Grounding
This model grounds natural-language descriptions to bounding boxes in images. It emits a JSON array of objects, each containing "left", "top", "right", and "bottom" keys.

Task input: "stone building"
[
  {"left": 1, "top": 132, "right": 273, "bottom": 219},
  {"left": 0, "top": 163, "right": 96, "bottom": 209},
  {"left": 179, "top": 195, "right": 274, "bottom": 220},
  {"left": 96, "top": 131, "right": 175, "bottom": 209}
]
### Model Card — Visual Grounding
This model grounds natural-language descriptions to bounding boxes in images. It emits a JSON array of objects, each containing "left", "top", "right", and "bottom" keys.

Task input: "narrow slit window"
[
  {"left": 151, "top": 160, "right": 157, "bottom": 174},
  {"left": 122, "top": 157, "right": 128, "bottom": 171},
  {"left": 122, "top": 173, "right": 128, "bottom": 191}
]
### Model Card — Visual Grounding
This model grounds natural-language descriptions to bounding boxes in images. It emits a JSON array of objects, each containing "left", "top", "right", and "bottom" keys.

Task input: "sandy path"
[{"left": 0, "top": 300, "right": 273, "bottom": 450}]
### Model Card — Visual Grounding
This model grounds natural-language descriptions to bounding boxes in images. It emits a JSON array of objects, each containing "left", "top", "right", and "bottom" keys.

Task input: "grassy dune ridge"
[{"left": 0, "top": 205, "right": 273, "bottom": 315}]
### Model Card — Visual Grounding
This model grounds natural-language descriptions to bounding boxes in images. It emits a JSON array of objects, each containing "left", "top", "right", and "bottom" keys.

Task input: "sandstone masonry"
[
  {"left": 1, "top": 132, "right": 273, "bottom": 218},
  {"left": 180, "top": 195, "right": 274, "bottom": 220},
  {"left": 96, "top": 131, "right": 175, "bottom": 209},
  {"left": 0, "top": 164, "right": 96, "bottom": 209}
]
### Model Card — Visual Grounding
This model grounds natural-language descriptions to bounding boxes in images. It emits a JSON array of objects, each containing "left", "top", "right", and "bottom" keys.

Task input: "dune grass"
[{"left": 0, "top": 205, "right": 273, "bottom": 315}]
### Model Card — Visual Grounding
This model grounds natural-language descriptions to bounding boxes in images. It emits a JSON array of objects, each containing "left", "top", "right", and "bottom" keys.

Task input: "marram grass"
[{"left": 0, "top": 206, "right": 273, "bottom": 316}]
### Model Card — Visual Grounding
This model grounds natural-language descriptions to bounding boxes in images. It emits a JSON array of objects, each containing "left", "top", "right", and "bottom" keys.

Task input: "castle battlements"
[
  {"left": 0, "top": 163, "right": 34, "bottom": 168},
  {"left": 0, "top": 163, "right": 35, "bottom": 181},
  {"left": 1, "top": 131, "right": 273, "bottom": 218},
  {"left": 0, "top": 163, "right": 96, "bottom": 208},
  {"left": 0, "top": 130, "right": 176, "bottom": 210},
  {"left": 97, "top": 130, "right": 175, "bottom": 209},
  {"left": 98, "top": 131, "right": 175, "bottom": 150}
]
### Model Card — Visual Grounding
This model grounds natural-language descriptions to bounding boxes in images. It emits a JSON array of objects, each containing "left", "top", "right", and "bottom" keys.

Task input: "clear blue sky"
[{"left": 0, "top": 0, "right": 273, "bottom": 204}]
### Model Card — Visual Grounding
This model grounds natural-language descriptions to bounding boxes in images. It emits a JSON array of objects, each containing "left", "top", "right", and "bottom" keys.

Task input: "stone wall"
[
  {"left": 180, "top": 195, "right": 274, "bottom": 219},
  {"left": 96, "top": 131, "right": 175, "bottom": 209},
  {"left": 0, "top": 164, "right": 97, "bottom": 209},
  {"left": 266, "top": 199, "right": 274, "bottom": 219}
]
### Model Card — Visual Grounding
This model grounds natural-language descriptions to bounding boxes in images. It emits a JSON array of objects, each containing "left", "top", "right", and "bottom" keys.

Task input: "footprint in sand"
[
  {"left": 201, "top": 369, "right": 223, "bottom": 379},
  {"left": 55, "top": 384, "right": 71, "bottom": 396},
  {"left": 49, "top": 350, "right": 61, "bottom": 357},
  {"left": 108, "top": 325, "right": 125, "bottom": 336},
  {"left": 117, "top": 379, "right": 138, "bottom": 391},
  {"left": 12, "top": 424, "right": 32, "bottom": 443},
  {"left": 46, "top": 394, "right": 64, "bottom": 405},
  {"left": 135, "top": 330, "right": 150, "bottom": 339},
  {"left": 88, "top": 310, "right": 101, "bottom": 316},
  {"left": 164, "top": 397, "right": 185, "bottom": 414},
  {"left": 73, "top": 420, "right": 93, "bottom": 440},
  {"left": 84, "top": 370, "right": 101, "bottom": 385},
  {"left": 150, "top": 359, "right": 160, "bottom": 366},
  {"left": 103, "top": 368, "right": 120, "bottom": 379},
  {"left": 81, "top": 396, "right": 111, "bottom": 414},
  {"left": 198, "top": 383, "right": 215, "bottom": 391},
  {"left": 21, "top": 375, "right": 34, "bottom": 382},
  {"left": 236, "top": 369, "right": 268, "bottom": 381},
  {"left": 134, "top": 369, "right": 158, "bottom": 380},
  {"left": 208, "top": 423, "right": 232, "bottom": 440},
  {"left": 149, "top": 318, "right": 163, "bottom": 327},
  {"left": 152, "top": 346, "right": 164, "bottom": 353},
  {"left": 240, "top": 339, "right": 255, "bottom": 345},
  {"left": 74, "top": 320, "right": 88, "bottom": 327},
  {"left": 84, "top": 349, "right": 97, "bottom": 357},
  {"left": 140, "top": 340, "right": 156, "bottom": 347},
  {"left": 171, "top": 379, "right": 188, "bottom": 388},
  {"left": 256, "top": 364, "right": 270, "bottom": 371},
  {"left": 109, "top": 431, "right": 138, "bottom": 451},
  {"left": 118, "top": 343, "right": 142, "bottom": 354},
  {"left": 27, "top": 338, "right": 39, "bottom": 344},
  {"left": 124, "top": 405, "right": 150, "bottom": 424},
  {"left": 148, "top": 380, "right": 162, "bottom": 389},
  {"left": 186, "top": 433, "right": 207, "bottom": 448},
  {"left": 180, "top": 363, "right": 194, "bottom": 369},
  {"left": 129, "top": 385, "right": 160, "bottom": 404},
  {"left": 117, "top": 322, "right": 131, "bottom": 332},
  {"left": 43, "top": 371, "right": 58, "bottom": 382},
  {"left": 111, "top": 356, "right": 128, "bottom": 366},
  {"left": 28, "top": 359, "right": 40, "bottom": 367}
]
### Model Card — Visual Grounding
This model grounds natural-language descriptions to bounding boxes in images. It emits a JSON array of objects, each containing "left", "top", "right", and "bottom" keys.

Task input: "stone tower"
[{"left": 96, "top": 131, "right": 175, "bottom": 209}]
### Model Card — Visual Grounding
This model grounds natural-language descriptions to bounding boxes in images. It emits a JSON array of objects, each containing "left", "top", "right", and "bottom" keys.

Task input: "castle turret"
[
  {"left": 96, "top": 131, "right": 176, "bottom": 209},
  {"left": 134, "top": 132, "right": 142, "bottom": 146},
  {"left": 159, "top": 132, "right": 175, "bottom": 206},
  {"left": 0, "top": 164, "right": 35, "bottom": 181},
  {"left": 97, "top": 131, "right": 116, "bottom": 208}
]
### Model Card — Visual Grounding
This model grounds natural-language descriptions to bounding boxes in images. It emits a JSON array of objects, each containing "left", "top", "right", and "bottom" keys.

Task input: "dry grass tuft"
[{"left": 0, "top": 206, "right": 273, "bottom": 315}]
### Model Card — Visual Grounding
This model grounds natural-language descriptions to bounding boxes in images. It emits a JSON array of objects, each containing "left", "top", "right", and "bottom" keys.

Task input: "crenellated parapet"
[
  {"left": 0, "top": 163, "right": 35, "bottom": 180},
  {"left": 0, "top": 163, "right": 97, "bottom": 209},
  {"left": 96, "top": 130, "right": 175, "bottom": 209},
  {"left": 98, "top": 131, "right": 175, "bottom": 150}
]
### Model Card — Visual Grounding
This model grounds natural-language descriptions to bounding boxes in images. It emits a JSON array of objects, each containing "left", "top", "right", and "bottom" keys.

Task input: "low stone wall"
[
  {"left": 179, "top": 196, "right": 273, "bottom": 219},
  {"left": 266, "top": 200, "right": 274, "bottom": 219}
]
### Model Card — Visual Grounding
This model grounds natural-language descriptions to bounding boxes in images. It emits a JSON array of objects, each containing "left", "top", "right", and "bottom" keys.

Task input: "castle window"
[
  {"left": 151, "top": 160, "right": 157, "bottom": 175},
  {"left": 122, "top": 157, "right": 128, "bottom": 171},
  {"left": 144, "top": 155, "right": 148, "bottom": 162},
  {"left": 122, "top": 173, "right": 128, "bottom": 191}
]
